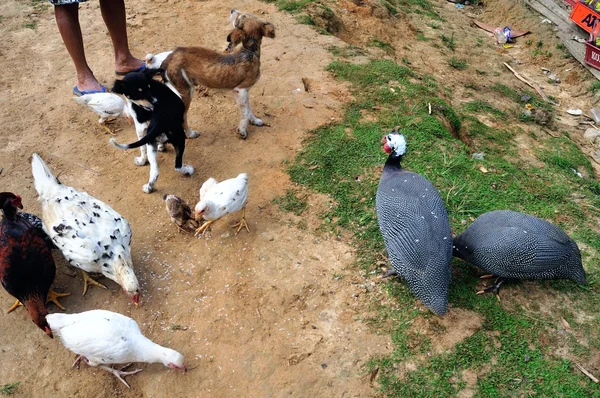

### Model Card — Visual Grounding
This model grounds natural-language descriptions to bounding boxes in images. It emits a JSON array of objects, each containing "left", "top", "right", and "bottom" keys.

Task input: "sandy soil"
[
  {"left": 0, "top": 1, "right": 390, "bottom": 397},
  {"left": 1, "top": 0, "right": 599, "bottom": 396}
]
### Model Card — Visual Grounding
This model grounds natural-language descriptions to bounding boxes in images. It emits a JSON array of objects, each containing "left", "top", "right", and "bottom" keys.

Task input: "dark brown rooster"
[{"left": 0, "top": 192, "right": 69, "bottom": 337}]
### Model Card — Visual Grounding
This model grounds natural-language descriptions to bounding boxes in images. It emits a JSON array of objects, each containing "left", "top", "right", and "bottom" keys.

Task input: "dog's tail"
[{"left": 109, "top": 128, "right": 161, "bottom": 150}]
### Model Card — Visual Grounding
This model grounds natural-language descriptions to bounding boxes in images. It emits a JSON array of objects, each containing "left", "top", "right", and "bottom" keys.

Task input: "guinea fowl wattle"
[
  {"left": 453, "top": 210, "right": 586, "bottom": 295},
  {"left": 375, "top": 131, "right": 453, "bottom": 315}
]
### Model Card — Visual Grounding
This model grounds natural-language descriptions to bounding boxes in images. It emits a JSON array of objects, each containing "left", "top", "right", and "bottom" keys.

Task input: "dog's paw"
[
  {"left": 186, "top": 130, "right": 201, "bottom": 139},
  {"left": 237, "top": 128, "right": 248, "bottom": 140},
  {"left": 176, "top": 165, "right": 195, "bottom": 176},
  {"left": 250, "top": 117, "right": 264, "bottom": 127},
  {"left": 134, "top": 156, "right": 148, "bottom": 166},
  {"left": 142, "top": 183, "right": 155, "bottom": 194},
  {"left": 157, "top": 143, "right": 166, "bottom": 152}
]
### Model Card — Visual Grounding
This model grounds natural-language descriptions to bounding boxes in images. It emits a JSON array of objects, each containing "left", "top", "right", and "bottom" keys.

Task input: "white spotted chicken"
[
  {"left": 31, "top": 153, "right": 140, "bottom": 305},
  {"left": 73, "top": 92, "right": 130, "bottom": 135},
  {"left": 194, "top": 173, "right": 249, "bottom": 237},
  {"left": 47, "top": 309, "right": 186, "bottom": 388},
  {"left": 376, "top": 130, "right": 453, "bottom": 316}
]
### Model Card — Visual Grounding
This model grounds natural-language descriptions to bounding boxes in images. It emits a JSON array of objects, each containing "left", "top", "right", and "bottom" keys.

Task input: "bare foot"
[{"left": 115, "top": 56, "right": 145, "bottom": 74}]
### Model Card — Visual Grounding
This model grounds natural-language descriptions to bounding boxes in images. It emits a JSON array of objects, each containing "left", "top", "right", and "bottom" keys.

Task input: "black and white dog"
[{"left": 110, "top": 69, "right": 194, "bottom": 193}]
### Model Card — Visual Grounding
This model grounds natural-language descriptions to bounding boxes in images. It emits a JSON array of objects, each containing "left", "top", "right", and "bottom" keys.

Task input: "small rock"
[
  {"left": 548, "top": 74, "right": 560, "bottom": 83},
  {"left": 521, "top": 95, "right": 532, "bottom": 102},
  {"left": 321, "top": 363, "right": 328, "bottom": 369},
  {"left": 472, "top": 152, "right": 485, "bottom": 160}
]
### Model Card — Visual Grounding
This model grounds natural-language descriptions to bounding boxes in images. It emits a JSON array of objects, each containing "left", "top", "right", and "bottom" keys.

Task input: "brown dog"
[{"left": 161, "top": 10, "right": 275, "bottom": 139}]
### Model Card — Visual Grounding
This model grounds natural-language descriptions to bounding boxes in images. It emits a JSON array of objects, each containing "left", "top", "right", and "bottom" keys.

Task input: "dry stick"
[
  {"left": 575, "top": 363, "right": 599, "bottom": 383},
  {"left": 503, "top": 62, "right": 557, "bottom": 105}
]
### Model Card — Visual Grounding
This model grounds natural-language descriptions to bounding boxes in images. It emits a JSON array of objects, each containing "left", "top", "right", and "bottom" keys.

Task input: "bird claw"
[
  {"left": 81, "top": 270, "right": 107, "bottom": 296},
  {"left": 7, "top": 299, "right": 23, "bottom": 313},
  {"left": 47, "top": 289, "right": 70, "bottom": 311},
  {"left": 99, "top": 364, "right": 143, "bottom": 389}
]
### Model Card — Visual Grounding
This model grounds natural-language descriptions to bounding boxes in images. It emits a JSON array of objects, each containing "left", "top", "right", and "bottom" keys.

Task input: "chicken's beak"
[
  {"left": 381, "top": 136, "right": 387, "bottom": 144},
  {"left": 183, "top": 365, "right": 188, "bottom": 374},
  {"left": 132, "top": 293, "right": 140, "bottom": 307},
  {"left": 44, "top": 326, "right": 54, "bottom": 339}
]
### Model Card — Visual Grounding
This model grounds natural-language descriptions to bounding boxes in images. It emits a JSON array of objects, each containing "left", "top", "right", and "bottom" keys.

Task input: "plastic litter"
[
  {"left": 589, "top": 107, "right": 600, "bottom": 122},
  {"left": 494, "top": 27, "right": 512, "bottom": 44},
  {"left": 567, "top": 109, "right": 583, "bottom": 116},
  {"left": 471, "top": 152, "right": 485, "bottom": 160}
]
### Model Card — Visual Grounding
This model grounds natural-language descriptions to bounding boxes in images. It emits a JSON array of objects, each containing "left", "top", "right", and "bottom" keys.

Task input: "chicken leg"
[
  {"left": 7, "top": 289, "right": 70, "bottom": 313},
  {"left": 194, "top": 220, "right": 216, "bottom": 237},
  {"left": 47, "top": 289, "right": 71, "bottom": 310},
  {"left": 99, "top": 363, "right": 143, "bottom": 389},
  {"left": 81, "top": 270, "right": 107, "bottom": 296},
  {"left": 231, "top": 207, "right": 250, "bottom": 235}
]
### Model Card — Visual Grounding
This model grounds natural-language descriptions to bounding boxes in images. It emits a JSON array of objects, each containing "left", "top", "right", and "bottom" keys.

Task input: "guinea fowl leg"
[
  {"left": 98, "top": 364, "right": 143, "bottom": 389},
  {"left": 476, "top": 277, "right": 505, "bottom": 301},
  {"left": 7, "top": 299, "right": 23, "bottom": 313},
  {"left": 81, "top": 270, "right": 107, "bottom": 296},
  {"left": 194, "top": 220, "right": 215, "bottom": 237},
  {"left": 231, "top": 207, "right": 250, "bottom": 235},
  {"left": 46, "top": 289, "right": 70, "bottom": 310}
]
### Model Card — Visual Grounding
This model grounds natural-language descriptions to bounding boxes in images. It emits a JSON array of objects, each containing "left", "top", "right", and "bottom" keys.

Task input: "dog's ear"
[
  {"left": 262, "top": 23, "right": 275, "bottom": 39},
  {"left": 111, "top": 79, "right": 125, "bottom": 94},
  {"left": 227, "top": 28, "right": 246, "bottom": 46}
]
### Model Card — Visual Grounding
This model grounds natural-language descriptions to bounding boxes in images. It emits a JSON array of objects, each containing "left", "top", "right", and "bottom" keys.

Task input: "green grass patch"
[
  {"left": 448, "top": 57, "right": 467, "bottom": 70},
  {"left": 327, "top": 45, "right": 366, "bottom": 58},
  {"left": 368, "top": 39, "right": 395, "bottom": 54},
  {"left": 264, "top": 0, "right": 314, "bottom": 13},
  {"left": 273, "top": 189, "right": 308, "bottom": 216},
  {"left": 0, "top": 383, "right": 19, "bottom": 396},
  {"left": 284, "top": 55, "right": 600, "bottom": 396},
  {"left": 441, "top": 32, "right": 456, "bottom": 51}
]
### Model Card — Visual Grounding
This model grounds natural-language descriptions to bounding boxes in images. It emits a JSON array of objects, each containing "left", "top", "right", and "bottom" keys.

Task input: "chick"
[
  {"left": 73, "top": 93, "right": 130, "bottom": 135},
  {"left": 163, "top": 195, "right": 198, "bottom": 233}
]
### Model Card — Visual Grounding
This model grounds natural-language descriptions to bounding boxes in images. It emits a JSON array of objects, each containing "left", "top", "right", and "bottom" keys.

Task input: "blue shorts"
[{"left": 48, "top": 0, "right": 88, "bottom": 4}]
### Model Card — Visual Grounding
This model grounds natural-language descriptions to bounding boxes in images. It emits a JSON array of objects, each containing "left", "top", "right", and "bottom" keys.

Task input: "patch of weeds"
[
  {"left": 395, "top": 0, "right": 444, "bottom": 20},
  {"left": 264, "top": 0, "right": 314, "bottom": 13},
  {"left": 464, "top": 82, "right": 478, "bottom": 90},
  {"left": 295, "top": 14, "right": 315, "bottom": 25},
  {"left": 428, "top": 22, "right": 441, "bottom": 29},
  {"left": 475, "top": 37, "right": 484, "bottom": 47},
  {"left": 327, "top": 45, "right": 365, "bottom": 58},
  {"left": 401, "top": 57, "right": 412, "bottom": 65},
  {"left": 0, "top": 383, "right": 19, "bottom": 396},
  {"left": 463, "top": 100, "right": 504, "bottom": 117},
  {"left": 416, "top": 32, "right": 429, "bottom": 42},
  {"left": 537, "top": 136, "right": 594, "bottom": 176},
  {"left": 533, "top": 40, "right": 552, "bottom": 57},
  {"left": 368, "top": 39, "right": 395, "bottom": 54},
  {"left": 24, "top": 21, "right": 37, "bottom": 29},
  {"left": 475, "top": 68, "right": 486, "bottom": 75},
  {"left": 170, "top": 323, "right": 188, "bottom": 331},
  {"left": 448, "top": 56, "right": 467, "bottom": 70},
  {"left": 556, "top": 42, "right": 571, "bottom": 59},
  {"left": 273, "top": 189, "right": 308, "bottom": 216},
  {"left": 441, "top": 32, "right": 456, "bottom": 51},
  {"left": 590, "top": 80, "right": 600, "bottom": 94}
]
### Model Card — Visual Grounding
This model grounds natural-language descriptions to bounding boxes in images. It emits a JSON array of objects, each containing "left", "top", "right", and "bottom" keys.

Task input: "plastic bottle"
[{"left": 494, "top": 27, "right": 507, "bottom": 44}]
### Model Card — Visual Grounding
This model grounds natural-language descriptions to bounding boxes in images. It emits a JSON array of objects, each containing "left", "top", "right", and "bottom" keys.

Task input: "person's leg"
[
  {"left": 54, "top": 3, "right": 103, "bottom": 92},
  {"left": 99, "top": 0, "right": 144, "bottom": 73}
]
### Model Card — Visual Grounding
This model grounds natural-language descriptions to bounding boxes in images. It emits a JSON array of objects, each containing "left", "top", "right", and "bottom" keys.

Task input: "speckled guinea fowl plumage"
[
  {"left": 376, "top": 131, "right": 453, "bottom": 315},
  {"left": 453, "top": 210, "right": 586, "bottom": 284}
]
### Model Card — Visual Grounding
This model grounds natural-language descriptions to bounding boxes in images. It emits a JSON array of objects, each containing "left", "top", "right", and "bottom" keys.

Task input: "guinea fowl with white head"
[
  {"left": 376, "top": 130, "right": 453, "bottom": 316},
  {"left": 453, "top": 210, "right": 586, "bottom": 296},
  {"left": 47, "top": 310, "right": 186, "bottom": 388},
  {"left": 73, "top": 92, "right": 131, "bottom": 135},
  {"left": 194, "top": 173, "right": 249, "bottom": 237},
  {"left": 31, "top": 153, "right": 140, "bottom": 305}
]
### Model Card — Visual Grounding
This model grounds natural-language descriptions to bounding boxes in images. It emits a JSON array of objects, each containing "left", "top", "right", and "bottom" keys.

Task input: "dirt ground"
[
  {"left": 0, "top": 1, "right": 392, "bottom": 397},
  {"left": 1, "top": 0, "right": 599, "bottom": 396}
]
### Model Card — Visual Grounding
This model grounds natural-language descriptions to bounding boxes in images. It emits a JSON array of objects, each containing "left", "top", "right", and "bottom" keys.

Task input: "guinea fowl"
[
  {"left": 163, "top": 194, "right": 198, "bottom": 233},
  {"left": 194, "top": 173, "right": 249, "bottom": 237},
  {"left": 0, "top": 192, "right": 69, "bottom": 337},
  {"left": 453, "top": 210, "right": 586, "bottom": 296},
  {"left": 47, "top": 309, "right": 186, "bottom": 388},
  {"left": 31, "top": 154, "right": 140, "bottom": 305},
  {"left": 376, "top": 130, "right": 453, "bottom": 316}
]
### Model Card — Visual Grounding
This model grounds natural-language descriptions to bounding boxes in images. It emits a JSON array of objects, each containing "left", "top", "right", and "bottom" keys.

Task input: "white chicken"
[
  {"left": 31, "top": 153, "right": 140, "bottom": 305},
  {"left": 194, "top": 173, "right": 249, "bottom": 237},
  {"left": 47, "top": 310, "right": 186, "bottom": 388},
  {"left": 73, "top": 92, "right": 130, "bottom": 135}
]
